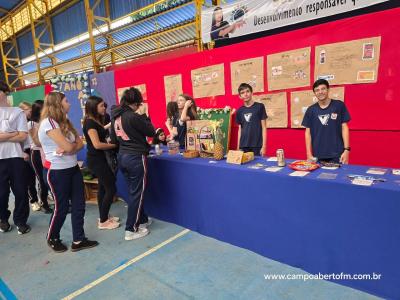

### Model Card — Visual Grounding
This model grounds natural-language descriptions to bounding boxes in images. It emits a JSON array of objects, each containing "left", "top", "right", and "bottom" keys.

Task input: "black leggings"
[
  {"left": 87, "top": 156, "right": 116, "bottom": 223},
  {"left": 29, "top": 149, "right": 50, "bottom": 207},
  {"left": 24, "top": 149, "right": 38, "bottom": 204}
]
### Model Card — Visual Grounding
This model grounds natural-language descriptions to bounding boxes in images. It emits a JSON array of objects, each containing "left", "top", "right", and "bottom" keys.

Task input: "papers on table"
[
  {"left": 392, "top": 169, "right": 400, "bottom": 175},
  {"left": 317, "top": 173, "right": 338, "bottom": 180},
  {"left": 248, "top": 163, "right": 266, "bottom": 169},
  {"left": 366, "top": 168, "right": 387, "bottom": 175},
  {"left": 352, "top": 178, "right": 374, "bottom": 186},
  {"left": 264, "top": 166, "right": 283, "bottom": 172},
  {"left": 289, "top": 171, "right": 310, "bottom": 177}
]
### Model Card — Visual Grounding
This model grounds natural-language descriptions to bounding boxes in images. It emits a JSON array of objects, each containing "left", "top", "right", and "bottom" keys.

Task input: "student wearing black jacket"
[{"left": 110, "top": 87, "right": 155, "bottom": 241}]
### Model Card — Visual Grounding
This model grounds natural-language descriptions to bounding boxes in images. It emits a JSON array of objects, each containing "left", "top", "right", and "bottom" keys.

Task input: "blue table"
[{"left": 116, "top": 153, "right": 400, "bottom": 299}]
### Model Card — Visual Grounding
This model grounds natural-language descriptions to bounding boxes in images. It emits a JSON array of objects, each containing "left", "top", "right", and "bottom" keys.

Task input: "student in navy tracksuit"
[
  {"left": 38, "top": 91, "right": 98, "bottom": 253},
  {"left": 110, "top": 87, "right": 155, "bottom": 241}
]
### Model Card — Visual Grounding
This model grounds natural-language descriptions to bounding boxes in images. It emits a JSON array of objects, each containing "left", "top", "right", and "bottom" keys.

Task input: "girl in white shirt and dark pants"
[{"left": 38, "top": 92, "right": 98, "bottom": 253}]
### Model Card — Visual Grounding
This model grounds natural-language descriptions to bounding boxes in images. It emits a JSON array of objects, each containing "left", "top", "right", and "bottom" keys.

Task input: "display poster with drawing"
[
  {"left": 254, "top": 92, "right": 287, "bottom": 128},
  {"left": 191, "top": 64, "right": 225, "bottom": 98},
  {"left": 164, "top": 74, "right": 183, "bottom": 104},
  {"left": 290, "top": 87, "right": 344, "bottom": 128},
  {"left": 267, "top": 47, "right": 311, "bottom": 91},
  {"left": 231, "top": 57, "right": 264, "bottom": 95},
  {"left": 315, "top": 37, "right": 381, "bottom": 84},
  {"left": 117, "top": 84, "right": 148, "bottom": 102},
  {"left": 117, "top": 84, "right": 148, "bottom": 112}
]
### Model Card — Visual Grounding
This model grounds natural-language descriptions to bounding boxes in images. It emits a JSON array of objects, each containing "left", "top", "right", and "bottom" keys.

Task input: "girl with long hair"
[
  {"left": 19, "top": 102, "right": 41, "bottom": 212},
  {"left": 110, "top": 87, "right": 155, "bottom": 241},
  {"left": 38, "top": 92, "right": 98, "bottom": 252},
  {"left": 172, "top": 94, "right": 198, "bottom": 148},
  {"left": 165, "top": 101, "right": 178, "bottom": 137},
  {"left": 28, "top": 100, "right": 52, "bottom": 214},
  {"left": 152, "top": 128, "right": 167, "bottom": 146},
  {"left": 210, "top": 7, "right": 244, "bottom": 41},
  {"left": 83, "top": 96, "right": 119, "bottom": 230}
]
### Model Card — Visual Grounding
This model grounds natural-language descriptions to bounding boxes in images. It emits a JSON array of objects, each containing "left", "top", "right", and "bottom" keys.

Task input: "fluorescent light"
[
  {"left": 18, "top": 15, "right": 134, "bottom": 67},
  {"left": 111, "top": 16, "right": 132, "bottom": 30}
]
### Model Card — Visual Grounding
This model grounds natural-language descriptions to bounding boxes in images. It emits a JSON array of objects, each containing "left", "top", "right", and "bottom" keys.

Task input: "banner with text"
[{"left": 201, "top": 0, "right": 389, "bottom": 43}]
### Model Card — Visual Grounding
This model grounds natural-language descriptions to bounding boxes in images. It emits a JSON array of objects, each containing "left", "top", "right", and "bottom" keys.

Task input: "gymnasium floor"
[{"left": 1, "top": 200, "right": 379, "bottom": 300}]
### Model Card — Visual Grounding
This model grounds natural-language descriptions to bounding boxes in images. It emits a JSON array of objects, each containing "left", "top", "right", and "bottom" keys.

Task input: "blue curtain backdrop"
[{"left": 89, "top": 71, "right": 117, "bottom": 114}]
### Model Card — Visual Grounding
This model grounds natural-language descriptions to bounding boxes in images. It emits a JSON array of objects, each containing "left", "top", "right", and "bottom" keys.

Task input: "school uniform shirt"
[
  {"left": 38, "top": 118, "right": 77, "bottom": 170},
  {"left": 235, "top": 102, "right": 267, "bottom": 148},
  {"left": 172, "top": 114, "right": 186, "bottom": 148},
  {"left": 0, "top": 107, "right": 28, "bottom": 159},
  {"left": 83, "top": 118, "right": 107, "bottom": 159},
  {"left": 28, "top": 121, "right": 41, "bottom": 151},
  {"left": 301, "top": 99, "right": 351, "bottom": 159},
  {"left": 110, "top": 105, "right": 155, "bottom": 155}
]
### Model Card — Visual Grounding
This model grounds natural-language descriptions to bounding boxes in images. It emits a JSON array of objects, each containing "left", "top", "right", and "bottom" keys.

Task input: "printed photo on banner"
[{"left": 201, "top": 0, "right": 389, "bottom": 44}]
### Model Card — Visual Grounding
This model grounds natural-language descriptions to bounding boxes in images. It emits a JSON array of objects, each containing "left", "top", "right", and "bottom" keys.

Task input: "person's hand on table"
[
  {"left": 340, "top": 150, "right": 349, "bottom": 164},
  {"left": 260, "top": 146, "right": 266, "bottom": 157}
]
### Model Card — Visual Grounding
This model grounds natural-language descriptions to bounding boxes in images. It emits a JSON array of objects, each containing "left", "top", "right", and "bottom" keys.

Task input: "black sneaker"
[
  {"left": 42, "top": 206, "right": 53, "bottom": 214},
  {"left": 0, "top": 220, "right": 12, "bottom": 233},
  {"left": 17, "top": 224, "right": 31, "bottom": 235},
  {"left": 71, "top": 238, "right": 99, "bottom": 252},
  {"left": 48, "top": 239, "right": 68, "bottom": 253}
]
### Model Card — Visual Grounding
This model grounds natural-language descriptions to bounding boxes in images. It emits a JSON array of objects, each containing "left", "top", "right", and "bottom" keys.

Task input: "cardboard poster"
[
  {"left": 267, "top": 47, "right": 311, "bottom": 91},
  {"left": 226, "top": 150, "right": 244, "bottom": 165},
  {"left": 164, "top": 74, "right": 183, "bottom": 104},
  {"left": 231, "top": 57, "right": 264, "bottom": 95},
  {"left": 290, "top": 87, "right": 345, "bottom": 128},
  {"left": 254, "top": 92, "right": 288, "bottom": 128},
  {"left": 117, "top": 84, "right": 148, "bottom": 102},
  {"left": 191, "top": 64, "right": 225, "bottom": 98},
  {"left": 315, "top": 37, "right": 381, "bottom": 84}
]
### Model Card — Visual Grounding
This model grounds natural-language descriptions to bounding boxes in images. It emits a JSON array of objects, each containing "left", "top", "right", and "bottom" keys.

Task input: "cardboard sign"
[{"left": 227, "top": 150, "right": 244, "bottom": 165}]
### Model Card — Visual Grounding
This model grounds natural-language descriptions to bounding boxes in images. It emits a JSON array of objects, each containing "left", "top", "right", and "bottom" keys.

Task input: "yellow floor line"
[{"left": 62, "top": 229, "right": 191, "bottom": 300}]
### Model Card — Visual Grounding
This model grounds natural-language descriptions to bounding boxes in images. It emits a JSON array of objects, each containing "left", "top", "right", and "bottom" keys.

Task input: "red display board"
[{"left": 113, "top": 8, "right": 400, "bottom": 168}]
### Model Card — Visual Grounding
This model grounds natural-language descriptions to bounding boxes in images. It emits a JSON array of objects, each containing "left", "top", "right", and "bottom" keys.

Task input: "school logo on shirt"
[
  {"left": 331, "top": 113, "right": 338, "bottom": 120},
  {"left": 244, "top": 113, "right": 252, "bottom": 122},
  {"left": 318, "top": 114, "right": 330, "bottom": 126},
  {"left": 114, "top": 117, "right": 130, "bottom": 141}
]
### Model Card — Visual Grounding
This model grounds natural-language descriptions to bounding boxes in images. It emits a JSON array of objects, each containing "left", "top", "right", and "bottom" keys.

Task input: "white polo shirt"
[
  {"left": 28, "top": 121, "right": 41, "bottom": 151},
  {"left": 0, "top": 107, "right": 28, "bottom": 159},
  {"left": 38, "top": 117, "right": 77, "bottom": 170}
]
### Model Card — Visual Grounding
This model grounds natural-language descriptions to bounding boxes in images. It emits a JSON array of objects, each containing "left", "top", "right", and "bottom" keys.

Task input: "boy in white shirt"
[{"left": 0, "top": 81, "right": 31, "bottom": 234}]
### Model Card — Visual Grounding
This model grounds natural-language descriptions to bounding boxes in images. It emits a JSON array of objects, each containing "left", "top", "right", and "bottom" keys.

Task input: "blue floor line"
[{"left": 0, "top": 279, "right": 18, "bottom": 300}]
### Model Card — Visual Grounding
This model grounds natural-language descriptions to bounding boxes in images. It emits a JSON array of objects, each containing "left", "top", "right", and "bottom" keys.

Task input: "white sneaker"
[
  {"left": 98, "top": 219, "right": 120, "bottom": 230},
  {"left": 139, "top": 217, "right": 153, "bottom": 229},
  {"left": 125, "top": 227, "right": 149, "bottom": 241},
  {"left": 31, "top": 202, "right": 41, "bottom": 211},
  {"left": 109, "top": 215, "right": 120, "bottom": 222},
  {"left": 97, "top": 215, "right": 120, "bottom": 223}
]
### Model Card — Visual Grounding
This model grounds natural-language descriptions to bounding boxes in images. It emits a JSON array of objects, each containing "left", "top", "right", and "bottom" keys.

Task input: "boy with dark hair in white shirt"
[{"left": 0, "top": 81, "right": 31, "bottom": 234}]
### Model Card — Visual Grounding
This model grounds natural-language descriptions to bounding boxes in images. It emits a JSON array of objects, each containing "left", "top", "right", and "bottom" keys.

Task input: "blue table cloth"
[{"left": 115, "top": 153, "right": 400, "bottom": 299}]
